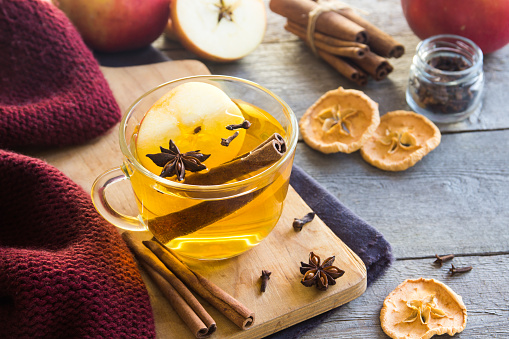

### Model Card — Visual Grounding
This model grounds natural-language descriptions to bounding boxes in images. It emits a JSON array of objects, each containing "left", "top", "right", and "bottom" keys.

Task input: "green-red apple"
[
  {"left": 54, "top": 0, "right": 170, "bottom": 52},
  {"left": 401, "top": 0, "right": 509, "bottom": 54}
]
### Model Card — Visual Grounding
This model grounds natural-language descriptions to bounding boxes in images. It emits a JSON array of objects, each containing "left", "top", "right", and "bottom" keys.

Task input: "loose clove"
[
  {"left": 260, "top": 270, "right": 272, "bottom": 292},
  {"left": 221, "top": 131, "right": 239, "bottom": 146},
  {"left": 293, "top": 212, "right": 316, "bottom": 231},
  {"left": 226, "top": 120, "right": 251, "bottom": 130},
  {"left": 449, "top": 264, "right": 473, "bottom": 276},
  {"left": 434, "top": 254, "right": 454, "bottom": 267}
]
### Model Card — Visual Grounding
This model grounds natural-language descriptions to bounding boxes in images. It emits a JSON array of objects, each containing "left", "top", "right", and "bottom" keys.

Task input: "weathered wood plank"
[
  {"left": 294, "top": 130, "right": 509, "bottom": 258},
  {"left": 155, "top": 0, "right": 509, "bottom": 133},
  {"left": 300, "top": 254, "right": 509, "bottom": 338}
]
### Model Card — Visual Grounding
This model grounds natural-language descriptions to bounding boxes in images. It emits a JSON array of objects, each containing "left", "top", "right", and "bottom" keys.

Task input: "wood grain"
[
  {"left": 294, "top": 130, "right": 509, "bottom": 259},
  {"left": 147, "top": 0, "right": 509, "bottom": 337},
  {"left": 301, "top": 255, "right": 509, "bottom": 338},
  {"left": 154, "top": 0, "right": 509, "bottom": 134}
]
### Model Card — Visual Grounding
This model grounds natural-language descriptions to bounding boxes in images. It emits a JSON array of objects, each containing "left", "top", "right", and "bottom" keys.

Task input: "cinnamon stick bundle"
[
  {"left": 317, "top": 50, "right": 368, "bottom": 86},
  {"left": 185, "top": 133, "right": 286, "bottom": 185},
  {"left": 122, "top": 233, "right": 216, "bottom": 338},
  {"left": 270, "top": 0, "right": 367, "bottom": 43},
  {"left": 286, "top": 20, "right": 370, "bottom": 49},
  {"left": 350, "top": 51, "right": 394, "bottom": 81},
  {"left": 144, "top": 240, "right": 255, "bottom": 330},
  {"left": 338, "top": 8, "right": 405, "bottom": 58},
  {"left": 284, "top": 23, "right": 368, "bottom": 58}
]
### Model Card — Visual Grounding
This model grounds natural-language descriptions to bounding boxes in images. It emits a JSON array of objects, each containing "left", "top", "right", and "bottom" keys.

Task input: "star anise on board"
[
  {"left": 146, "top": 140, "right": 210, "bottom": 181},
  {"left": 300, "top": 252, "right": 345, "bottom": 291}
]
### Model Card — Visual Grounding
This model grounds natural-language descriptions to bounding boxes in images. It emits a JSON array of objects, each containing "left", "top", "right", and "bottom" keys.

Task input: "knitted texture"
[
  {"left": 0, "top": 0, "right": 121, "bottom": 150},
  {"left": 0, "top": 150, "right": 156, "bottom": 338}
]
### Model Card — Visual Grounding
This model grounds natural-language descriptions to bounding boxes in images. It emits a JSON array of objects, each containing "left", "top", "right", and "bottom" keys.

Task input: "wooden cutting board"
[{"left": 34, "top": 60, "right": 366, "bottom": 338}]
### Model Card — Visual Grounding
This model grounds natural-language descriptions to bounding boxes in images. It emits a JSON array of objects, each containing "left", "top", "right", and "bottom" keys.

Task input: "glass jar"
[{"left": 406, "top": 34, "right": 484, "bottom": 123}]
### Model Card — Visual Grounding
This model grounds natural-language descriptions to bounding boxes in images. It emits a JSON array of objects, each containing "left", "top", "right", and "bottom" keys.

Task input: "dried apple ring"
[
  {"left": 360, "top": 110, "right": 441, "bottom": 171},
  {"left": 380, "top": 278, "right": 467, "bottom": 339},
  {"left": 300, "top": 87, "right": 380, "bottom": 154}
]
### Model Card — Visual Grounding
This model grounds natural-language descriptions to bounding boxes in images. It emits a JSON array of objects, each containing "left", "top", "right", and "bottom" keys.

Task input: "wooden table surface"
[{"left": 149, "top": 0, "right": 509, "bottom": 337}]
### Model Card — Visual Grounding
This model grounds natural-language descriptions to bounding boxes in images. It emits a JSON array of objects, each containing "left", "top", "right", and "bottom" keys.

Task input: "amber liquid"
[{"left": 129, "top": 100, "right": 292, "bottom": 259}]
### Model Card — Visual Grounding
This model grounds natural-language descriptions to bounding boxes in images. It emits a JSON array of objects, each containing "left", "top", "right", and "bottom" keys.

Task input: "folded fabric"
[
  {"left": 266, "top": 165, "right": 394, "bottom": 339},
  {"left": 0, "top": 150, "right": 156, "bottom": 338},
  {"left": 0, "top": 0, "right": 120, "bottom": 150}
]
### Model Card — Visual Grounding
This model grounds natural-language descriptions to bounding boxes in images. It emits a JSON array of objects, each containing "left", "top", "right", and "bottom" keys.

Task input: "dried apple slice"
[
  {"left": 170, "top": 0, "right": 266, "bottom": 62},
  {"left": 380, "top": 278, "right": 467, "bottom": 339},
  {"left": 360, "top": 110, "right": 441, "bottom": 171},
  {"left": 300, "top": 87, "right": 380, "bottom": 154}
]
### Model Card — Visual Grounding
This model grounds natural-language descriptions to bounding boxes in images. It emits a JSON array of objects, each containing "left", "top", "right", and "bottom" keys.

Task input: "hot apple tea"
[{"left": 128, "top": 82, "right": 293, "bottom": 259}]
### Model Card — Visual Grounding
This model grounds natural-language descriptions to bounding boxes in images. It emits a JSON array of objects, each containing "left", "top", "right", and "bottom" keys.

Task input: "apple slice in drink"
[
  {"left": 137, "top": 82, "right": 246, "bottom": 177},
  {"left": 170, "top": 0, "right": 266, "bottom": 62}
]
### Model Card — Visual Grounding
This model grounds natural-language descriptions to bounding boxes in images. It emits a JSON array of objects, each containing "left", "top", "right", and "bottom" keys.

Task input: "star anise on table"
[
  {"left": 146, "top": 140, "right": 210, "bottom": 181},
  {"left": 300, "top": 252, "right": 345, "bottom": 291}
]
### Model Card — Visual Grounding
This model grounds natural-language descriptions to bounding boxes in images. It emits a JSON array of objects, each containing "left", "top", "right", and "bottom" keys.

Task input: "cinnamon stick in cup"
[
  {"left": 148, "top": 186, "right": 268, "bottom": 243},
  {"left": 350, "top": 51, "right": 394, "bottom": 81},
  {"left": 270, "top": 0, "right": 367, "bottom": 43},
  {"left": 122, "top": 233, "right": 216, "bottom": 338},
  {"left": 148, "top": 134, "right": 286, "bottom": 242},
  {"left": 144, "top": 240, "right": 255, "bottom": 330},
  {"left": 284, "top": 23, "right": 368, "bottom": 58},
  {"left": 185, "top": 133, "right": 286, "bottom": 185},
  {"left": 337, "top": 8, "right": 405, "bottom": 58}
]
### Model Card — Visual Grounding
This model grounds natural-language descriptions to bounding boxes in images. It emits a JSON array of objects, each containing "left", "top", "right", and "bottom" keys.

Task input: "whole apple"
[
  {"left": 401, "top": 0, "right": 509, "bottom": 54},
  {"left": 54, "top": 0, "right": 170, "bottom": 53}
]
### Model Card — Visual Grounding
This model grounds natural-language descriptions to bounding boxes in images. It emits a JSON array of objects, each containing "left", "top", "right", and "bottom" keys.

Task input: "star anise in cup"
[
  {"left": 300, "top": 252, "right": 345, "bottom": 291},
  {"left": 146, "top": 140, "right": 210, "bottom": 181}
]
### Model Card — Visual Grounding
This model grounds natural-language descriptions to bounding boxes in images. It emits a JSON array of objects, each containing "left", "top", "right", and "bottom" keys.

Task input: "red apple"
[
  {"left": 401, "top": 0, "right": 509, "bottom": 54},
  {"left": 53, "top": 0, "right": 170, "bottom": 53}
]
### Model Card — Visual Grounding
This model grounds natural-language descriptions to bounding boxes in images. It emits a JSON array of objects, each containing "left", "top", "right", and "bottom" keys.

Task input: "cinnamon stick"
[
  {"left": 349, "top": 51, "right": 394, "bottom": 81},
  {"left": 144, "top": 240, "right": 255, "bottom": 330},
  {"left": 148, "top": 185, "right": 267, "bottom": 243},
  {"left": 270, "top": 0, "right": 367, "bottom": 43},
  {"left": 147, "top": 134, "right": 286, "bottom": 243},
  {"left": 122, "top": 233, "right": 216, "bottom": 338},
  {"left": 185, "top": 133, "right": 286, "bottom": 185},
  {"left": 286, "top": 20, "right": 370, "bottom": 49},
  {"left": 317, "top": 50, "right": 368, "bottom": 86},
  {"left": 284, "top": 23, "right": 367, "bottom": 58},
  {"left": 337, "top": 8, "right": 405, "bottom": 58}
]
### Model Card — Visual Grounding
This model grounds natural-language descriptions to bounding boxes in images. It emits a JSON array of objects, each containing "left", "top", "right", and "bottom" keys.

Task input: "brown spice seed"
[{"left": 260, "top": 270, "right": 271, "bottom": 292}]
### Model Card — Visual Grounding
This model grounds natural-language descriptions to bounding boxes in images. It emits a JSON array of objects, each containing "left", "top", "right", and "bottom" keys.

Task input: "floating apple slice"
[
  {"left": 136, "top": 82, "right": 246, "bottom": 176},
  {"left": 170, "top": 0, "right": 266, "bottom": 62}
]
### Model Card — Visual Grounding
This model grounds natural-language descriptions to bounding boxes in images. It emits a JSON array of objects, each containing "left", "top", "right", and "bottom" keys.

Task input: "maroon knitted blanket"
[
  {"left": 0, "top": 151, "right": 156, "bottom": 337},
  {"left": 0, "top": 0, "right": 120, "bottom": 149}
]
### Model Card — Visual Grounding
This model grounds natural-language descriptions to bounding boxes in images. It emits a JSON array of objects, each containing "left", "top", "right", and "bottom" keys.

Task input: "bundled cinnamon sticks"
[
  {"left": 270, "top": 0, "right": 404, "bottom": 85},
  {"left": 122, "top": 233, "right": 255, "bottom": 338}
]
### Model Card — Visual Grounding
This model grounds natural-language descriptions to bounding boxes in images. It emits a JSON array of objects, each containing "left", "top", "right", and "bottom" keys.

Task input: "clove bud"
[
  {"left": 226, "top": 120, "right": 251, "bottom": 130},
  {"left": 260, "top": 270, "right": 271, "bottom": 292},
  {"left": 434, "top": 254, "right": 454, "bottom": 267},
  {"left": 221, "top": 131, "right": 240, "bottom": 147},
  {"left": 293, "top": 212, "right": 316, "bottom": 231},
  {"left": 449, "top": 264, "right": 473, "bottom": 276}
]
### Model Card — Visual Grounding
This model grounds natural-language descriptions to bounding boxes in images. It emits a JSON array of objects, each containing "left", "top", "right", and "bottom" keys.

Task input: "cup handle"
[{"left": 91, "top": 167, "right": 146, "bottom": 231}]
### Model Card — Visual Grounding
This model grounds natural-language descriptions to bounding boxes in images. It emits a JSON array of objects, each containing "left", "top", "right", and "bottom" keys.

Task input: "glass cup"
[{"left": 91, "top": 76, "right": 298, "bottom": 260}]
